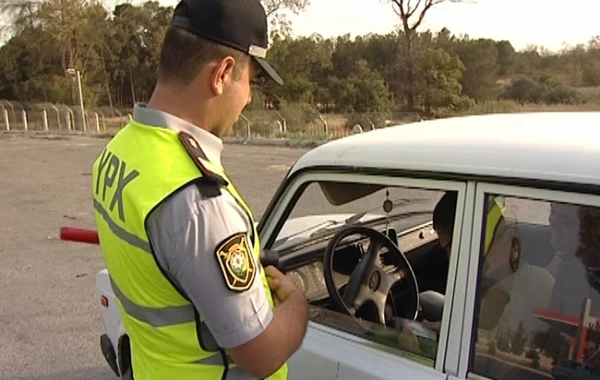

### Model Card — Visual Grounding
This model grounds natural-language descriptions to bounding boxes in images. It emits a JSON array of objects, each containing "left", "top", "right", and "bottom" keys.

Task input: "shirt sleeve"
[{"left": 145, "top": 181, "right": 273, "bottom": 349}]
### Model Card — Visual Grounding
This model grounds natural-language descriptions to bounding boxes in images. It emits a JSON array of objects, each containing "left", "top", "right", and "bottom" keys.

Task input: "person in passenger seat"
[
  {"left": 417, "top": 192, "right": 456, "bottom": 331},
  {"left": 414, "top": 192, "right": 455, "bottom": 294},
  {"left": 420, "top": 193, "right": 541, "bottom": 332}
]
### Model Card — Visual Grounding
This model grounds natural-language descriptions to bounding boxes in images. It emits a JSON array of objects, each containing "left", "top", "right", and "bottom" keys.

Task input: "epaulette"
[{"left": 178, "top": 131, "right": 228, "bottom": 188}]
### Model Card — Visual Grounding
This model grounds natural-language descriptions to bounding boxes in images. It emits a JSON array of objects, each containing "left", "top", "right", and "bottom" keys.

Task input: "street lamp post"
[{"left": 66, "top": 68, "right": 86, "bottom": 131}]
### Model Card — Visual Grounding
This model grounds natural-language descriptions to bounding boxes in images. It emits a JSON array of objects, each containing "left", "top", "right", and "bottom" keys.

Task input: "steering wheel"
[{"left": 323, "top": 226, "right": 420, "bottom": 325}]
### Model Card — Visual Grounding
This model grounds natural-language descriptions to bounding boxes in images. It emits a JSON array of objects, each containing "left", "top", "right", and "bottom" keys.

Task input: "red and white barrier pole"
[{"left": 60, "top": 227, "right": 99, "bottom": 244}]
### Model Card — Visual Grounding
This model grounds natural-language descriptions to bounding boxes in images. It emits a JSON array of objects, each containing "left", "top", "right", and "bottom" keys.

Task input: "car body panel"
[
  {"left": 95, "top": 269, "right": 127, "bottom": 375},
  {"left": 288, "top": 322, "right": 446, "bottom": 380},
  {"left": 289, "top": 113, "right": 600, "bottom": 187}
]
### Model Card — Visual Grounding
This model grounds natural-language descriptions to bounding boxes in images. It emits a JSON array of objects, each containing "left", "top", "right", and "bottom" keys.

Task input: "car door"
[
  {"left": 257, "top": 169, "right": 473, "bottom": 380},
  {"left": 454, "top": 182, "right": 600, "bottom": 380}
]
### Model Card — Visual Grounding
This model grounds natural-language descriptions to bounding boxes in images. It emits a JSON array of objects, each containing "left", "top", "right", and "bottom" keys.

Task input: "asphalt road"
[{"left": 0, "top": 133, "right": 309, "bottom": 380}]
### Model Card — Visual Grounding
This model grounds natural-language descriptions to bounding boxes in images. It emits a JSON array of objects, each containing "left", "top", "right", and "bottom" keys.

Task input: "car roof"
[{"left": 289, "top": 112, "right": 600, "bottom": 188}]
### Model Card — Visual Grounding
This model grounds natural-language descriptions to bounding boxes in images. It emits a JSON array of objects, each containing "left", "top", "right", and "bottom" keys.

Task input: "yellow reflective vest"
[{"left": 91, "top": 118, "right": 288, "bottom": 380}]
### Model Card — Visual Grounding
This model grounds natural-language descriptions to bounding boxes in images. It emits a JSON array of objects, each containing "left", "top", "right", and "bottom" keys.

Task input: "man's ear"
[{"left": 211, "top": 56, "right": 236, "bottom": 96}]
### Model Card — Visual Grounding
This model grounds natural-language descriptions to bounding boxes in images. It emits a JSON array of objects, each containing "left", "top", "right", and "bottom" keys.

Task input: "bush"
[
  {"left": 583, "top": 63, "right": 600, "bottom": 86},
  {"left": 503, "top": 74, "right": 581, "bottom": 105}
]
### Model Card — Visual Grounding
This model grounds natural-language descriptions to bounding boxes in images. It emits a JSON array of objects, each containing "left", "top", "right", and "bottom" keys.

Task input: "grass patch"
[{"left": 448, "top": 99, "right": 600, "bottom": 116}]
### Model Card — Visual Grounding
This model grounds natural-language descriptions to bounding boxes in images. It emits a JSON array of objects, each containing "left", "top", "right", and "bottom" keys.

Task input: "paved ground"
[{"left": 0, "top": 133, "right": 309, "bottom": 380}]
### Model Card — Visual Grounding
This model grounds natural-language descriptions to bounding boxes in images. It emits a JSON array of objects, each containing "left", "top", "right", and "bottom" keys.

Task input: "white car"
[{"left": 95, "top": 112, "right": 600, "bottom": 380}]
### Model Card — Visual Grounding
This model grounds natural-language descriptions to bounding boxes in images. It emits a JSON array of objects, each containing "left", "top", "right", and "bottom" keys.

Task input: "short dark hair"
[
  {"left": 157, "top": 26, "right": 251, "bottom": 85},
  {"left": 433, "top": 191, "right": 458, "bottom": 235}
]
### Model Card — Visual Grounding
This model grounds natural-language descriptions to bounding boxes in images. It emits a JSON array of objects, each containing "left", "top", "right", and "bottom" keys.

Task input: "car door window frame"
[
  {"left": 257, "top": 168, "right": 469, "bottom": 375},
  {"left": 457, "top": 182, "right": 600, "bottom": 379}
]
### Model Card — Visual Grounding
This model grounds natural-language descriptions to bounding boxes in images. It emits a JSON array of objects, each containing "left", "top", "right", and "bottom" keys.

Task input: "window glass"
[
  {"left": 469, "top": 194, "right": 600, "bottom": 380},
  {"left": 272, "top": 179, "right": 462, "bottom": 368}
]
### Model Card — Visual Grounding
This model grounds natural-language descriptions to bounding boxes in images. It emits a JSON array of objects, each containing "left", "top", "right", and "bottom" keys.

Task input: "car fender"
[{"left": 96, "top": 269, "right": 128, "bottom": 375}]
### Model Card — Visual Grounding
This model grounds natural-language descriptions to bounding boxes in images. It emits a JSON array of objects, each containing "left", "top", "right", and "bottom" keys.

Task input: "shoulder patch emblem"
[
  {"left": 178, "top": 131, "right": 228, "bottom": 187},
  {"left": 215, "top": 233, "right": 256, "bottom": 292}
]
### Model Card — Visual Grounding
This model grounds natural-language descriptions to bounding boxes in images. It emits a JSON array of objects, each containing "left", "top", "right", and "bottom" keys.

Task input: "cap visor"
[{"left": 254, "top": 57, "right": 284, "bottom": 86}]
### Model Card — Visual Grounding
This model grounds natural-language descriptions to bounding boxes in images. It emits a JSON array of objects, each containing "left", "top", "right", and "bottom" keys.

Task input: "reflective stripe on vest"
[{"left": 92, "top": 119, "right": 288, "bottom": 380}]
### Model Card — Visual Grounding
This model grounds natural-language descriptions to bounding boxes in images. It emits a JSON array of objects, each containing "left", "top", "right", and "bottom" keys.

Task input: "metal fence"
[
  {"left": 0, "top": 100, "right": 130, "bottom": 133},
  {"left": 0, "top": 100, "right": 413, "bottom": 139}
]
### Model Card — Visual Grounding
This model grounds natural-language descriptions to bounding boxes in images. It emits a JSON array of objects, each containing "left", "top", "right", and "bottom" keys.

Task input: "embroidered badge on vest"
[
  {"left": 215, "top": 232, "right": 257, "bottom": 292},
  {"left": 178, "top": 131, "right": 227, "bottom": 187}
]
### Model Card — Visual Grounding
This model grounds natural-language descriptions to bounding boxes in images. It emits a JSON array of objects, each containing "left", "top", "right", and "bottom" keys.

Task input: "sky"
[
  {"left": 151, "top": 0, "right": 599, "bottom": 52},
  {"left": 285, "top": 0, "right": 600, "bottom": 52},
  {"left": 2, "top": 0, "right": 597, "bottom": 52}
]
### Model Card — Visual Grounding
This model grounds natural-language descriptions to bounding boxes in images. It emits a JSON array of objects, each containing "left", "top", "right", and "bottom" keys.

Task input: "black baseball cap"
[{"left": 171, "top": 0, "right": 284, "bottom": 86}]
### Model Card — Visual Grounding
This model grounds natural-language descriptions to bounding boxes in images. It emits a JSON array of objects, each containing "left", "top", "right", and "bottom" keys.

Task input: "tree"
[
  {"left": 261, "top": 34, "right": 332, "bottom": 104},
  {"left": 330, "top": 59, "right": 392, "bottom": 113},
  {"left": 386, "top": 0, "right": 471, "bottom": 111},
  {"left": 2, "top": 1, "right": 600, "bottom": 113},
  {"left": 419, "top": 48, "right": 473, "bottom": 113},
  {"left": 454, "top": 37, "right": 501, "bottom": 100},
  {"left": 261, "top": 0, "right": 310, "bottom": 38},
  {"left": 503, "top": 74, "right": 580, "bottom": 105},
  {"left": 496, "top": 40, "right": 516, "bottom": 76}
]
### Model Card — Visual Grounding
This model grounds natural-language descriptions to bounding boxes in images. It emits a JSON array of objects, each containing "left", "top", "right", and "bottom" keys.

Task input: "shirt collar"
[{"left": 132, "top": 102, "right": 224, "bottom": 168}]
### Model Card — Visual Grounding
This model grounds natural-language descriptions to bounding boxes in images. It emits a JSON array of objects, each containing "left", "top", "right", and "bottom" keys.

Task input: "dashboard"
[{"left": 282, "top": 221, "right": 439, "bottom": 304}]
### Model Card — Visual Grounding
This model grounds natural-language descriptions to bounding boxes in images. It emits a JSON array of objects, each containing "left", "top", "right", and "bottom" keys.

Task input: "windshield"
[{"left": 272, "top": 180, "right": 445, "bottom": 250}]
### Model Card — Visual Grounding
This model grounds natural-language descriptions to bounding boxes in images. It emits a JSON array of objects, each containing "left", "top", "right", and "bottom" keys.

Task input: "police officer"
[{"left": 90, "top": 0, "right": 309, "bottom": 378}]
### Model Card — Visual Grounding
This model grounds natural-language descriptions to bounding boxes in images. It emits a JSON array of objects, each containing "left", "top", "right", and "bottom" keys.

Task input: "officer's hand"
[{"left": 265, "top": 265, "right": 300, "bottom": 305}]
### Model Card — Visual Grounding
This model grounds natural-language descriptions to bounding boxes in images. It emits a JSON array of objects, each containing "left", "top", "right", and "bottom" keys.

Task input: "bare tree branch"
[
  {"left": 412, "top": 0, "right": 435, "bottom": 32},
  {"left": 406, "top": 0, "right": 422, "bottom": 19},
  {"left": 384, "top": 0, "right": 474, "bottom": 110},
  {"left": 264, "top": 0, "right": 282, "bottom": 17}
]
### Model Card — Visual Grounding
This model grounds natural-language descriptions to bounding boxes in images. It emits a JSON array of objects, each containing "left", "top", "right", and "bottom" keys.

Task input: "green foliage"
[
  {"left": 496, "top": 40, "right": 517, "bottom": 76},
  {"left": 453, "top": 38, "right": 502, "bottom": 100},
  {"left": 1, "top": 0, "right": 600, "bottom": 116},
  {"left": 503, "top": 74, "right": 581, "bottom": 104},
  {"left": 582, "top": 62, "right": 600, "bottom": 86},
  {"left": 419, "top": 48, "right": 474, "bottom": 113},
  {"left": 330, "top": 59, "right": 393, "bottom": 113}
]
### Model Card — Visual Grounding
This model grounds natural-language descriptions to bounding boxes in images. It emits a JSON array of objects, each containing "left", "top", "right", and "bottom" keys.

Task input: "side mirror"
[{"left": 419, "top": 290, "right": 445, "bottom": 322}]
